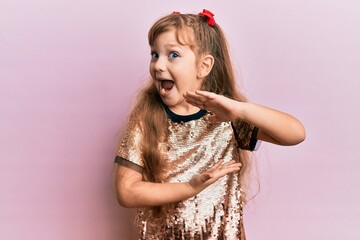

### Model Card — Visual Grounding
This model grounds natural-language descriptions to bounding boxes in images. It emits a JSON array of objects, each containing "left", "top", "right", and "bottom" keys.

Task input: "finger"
[
  {"left": 184, "top": 95, "right": 205, "bottom": 104},
  {"left": 219, "top": 160, "right": 242, "bottom": 170},
  {"left": 221, "top": 160, "right": 237, "bottom": 166},
  {"left": 220, "top": 162, "right": 242, "bottom": 170},
  {"left": 211, "top": 159, "right": 224, "bottom": 169},
  {"left": 183, "top": 93, "right": 206, "bottom": 107},
  {"left": 194, "top": 90, "right": 216, "bottom": 100},
  {"left": 221, "top": 163, "right": 242, "bottom": 171},
  {"left": 184, "top": 91, "right": 209, "bottom": 103},
  {"left": 214, "top": 165, "right": 241, "bottom": 179},
  {"left": 222, "top": 166, "right": 241, "bottom": 174},
  {"left": 214, "top": 160, "right": 238, "bottom": 169},
  {"left": 186, "top": 100, "right": 211, "bottom": 111}
]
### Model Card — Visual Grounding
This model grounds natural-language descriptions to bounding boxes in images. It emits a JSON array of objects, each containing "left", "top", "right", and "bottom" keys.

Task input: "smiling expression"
[{"left": 149, "top": 28, "right": 204, "bottom": 114}]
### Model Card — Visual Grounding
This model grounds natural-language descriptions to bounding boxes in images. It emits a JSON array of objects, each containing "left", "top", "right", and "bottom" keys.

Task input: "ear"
[{"left": 197, "top": 54, "right": 214, "bottom": 79}]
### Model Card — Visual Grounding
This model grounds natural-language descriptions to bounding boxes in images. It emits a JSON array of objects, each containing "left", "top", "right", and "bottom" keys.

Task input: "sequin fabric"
[{"left": 117, "top": 111, "right": 257, "bottom": 240}]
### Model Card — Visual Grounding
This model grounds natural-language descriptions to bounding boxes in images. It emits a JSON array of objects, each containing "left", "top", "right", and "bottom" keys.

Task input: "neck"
[{"left": 168, "top": 104, "right": 200, "bottom": 116}]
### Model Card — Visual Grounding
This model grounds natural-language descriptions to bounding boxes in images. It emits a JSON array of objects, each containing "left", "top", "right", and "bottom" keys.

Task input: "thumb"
[{"left": 199, "top": 173, "right": 211, "bottom": 183}]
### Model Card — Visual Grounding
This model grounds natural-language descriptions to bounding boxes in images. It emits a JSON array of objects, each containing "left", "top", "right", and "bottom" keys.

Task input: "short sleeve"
[
  {"left": 231, "top": 119, "right": 260, "bottom": 151},
  {"left": 115, "top": 118, "right": 145, "bottom": 169},
  {"left": 115, "top": 156, "right": 144, "bottom": 173}
]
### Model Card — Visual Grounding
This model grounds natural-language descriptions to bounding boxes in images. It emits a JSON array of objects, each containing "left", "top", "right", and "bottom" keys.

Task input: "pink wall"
[{"left": 1, "top": 1, "right": 359, "bottom": 239}]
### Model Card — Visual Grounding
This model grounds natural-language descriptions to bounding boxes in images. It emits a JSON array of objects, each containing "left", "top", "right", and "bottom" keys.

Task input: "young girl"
[{"left": 114, "top": 9, "right": 305, "bottom": 240}]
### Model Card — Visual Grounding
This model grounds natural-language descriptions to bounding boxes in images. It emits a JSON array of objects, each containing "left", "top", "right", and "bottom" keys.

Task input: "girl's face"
[{"left": 149, "top": 29, "right": 204, "bottom": 114}]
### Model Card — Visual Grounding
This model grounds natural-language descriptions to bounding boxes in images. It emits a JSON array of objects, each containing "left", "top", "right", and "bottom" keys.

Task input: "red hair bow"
[{"left": 198, "top": 9, "right": 215, "bottom": 26}]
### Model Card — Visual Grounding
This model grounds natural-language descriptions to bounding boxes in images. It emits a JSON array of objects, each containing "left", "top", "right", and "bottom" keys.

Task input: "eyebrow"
[{"left": 164, "top": 43, "right": 183, "bottom": 48}]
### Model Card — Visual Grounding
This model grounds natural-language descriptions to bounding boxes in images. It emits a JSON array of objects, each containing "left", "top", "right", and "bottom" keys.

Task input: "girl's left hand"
[
  {"left": 184, "top": 90, "right": 241, "bottom": 122},
  {"left": 188, "top": 159, "right": 241, "bottom": 191}
]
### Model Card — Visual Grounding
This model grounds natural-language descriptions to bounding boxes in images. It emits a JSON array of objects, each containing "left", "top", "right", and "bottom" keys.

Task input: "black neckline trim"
[{"left": 164, "top": 105, "right": 207, "bottom": 123}]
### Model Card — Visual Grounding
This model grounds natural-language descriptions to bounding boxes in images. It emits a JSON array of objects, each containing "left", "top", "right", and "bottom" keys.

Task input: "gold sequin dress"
[{"left": 116, "top": 107, "right": 259, "bottom": 240}]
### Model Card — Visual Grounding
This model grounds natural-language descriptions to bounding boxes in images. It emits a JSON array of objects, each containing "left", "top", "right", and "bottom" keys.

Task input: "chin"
[
  {"left": 161, "top": 98, "right": 182, "bottom": 109},
  {"left": 160, "top": 99, "right": 174, "bottom": 108}
]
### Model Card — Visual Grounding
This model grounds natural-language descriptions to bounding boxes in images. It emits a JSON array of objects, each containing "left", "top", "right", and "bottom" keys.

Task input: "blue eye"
[
  {"left": 151, "top": 52, "right": 158, "bottom": 60},
  {"left": 169, "top": 52, "right": 179, "bottom": 59}
]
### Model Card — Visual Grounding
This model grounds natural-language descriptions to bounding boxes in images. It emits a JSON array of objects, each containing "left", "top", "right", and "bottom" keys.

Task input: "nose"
[{"left": 153, "top": 57, "right": 166, "bottom": 72}]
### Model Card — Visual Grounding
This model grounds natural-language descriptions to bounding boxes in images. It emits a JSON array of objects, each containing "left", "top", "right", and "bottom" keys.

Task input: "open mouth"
[{"left": 160, "top": 80, "right": 174, "bottom": 93}]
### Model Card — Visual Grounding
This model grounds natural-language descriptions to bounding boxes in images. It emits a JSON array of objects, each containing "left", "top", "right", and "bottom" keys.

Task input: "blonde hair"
[{"left": 126, "top": 12, "right": 252, "bottom": 196}]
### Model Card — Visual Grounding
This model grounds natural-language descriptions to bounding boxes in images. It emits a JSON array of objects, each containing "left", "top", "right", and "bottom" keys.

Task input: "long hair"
[{"left": 127, "top": 12, "right": 253, "bottom": 197}]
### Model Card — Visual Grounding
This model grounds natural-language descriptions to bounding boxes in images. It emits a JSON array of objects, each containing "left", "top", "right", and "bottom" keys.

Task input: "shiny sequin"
[{"left": 117, "top": 112, "right": 257, "bottom": 239}]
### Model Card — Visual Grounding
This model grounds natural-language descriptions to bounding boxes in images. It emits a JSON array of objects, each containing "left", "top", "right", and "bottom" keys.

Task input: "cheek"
[{"left": 149, "top": 68, "right": 156, "bottom": 79}]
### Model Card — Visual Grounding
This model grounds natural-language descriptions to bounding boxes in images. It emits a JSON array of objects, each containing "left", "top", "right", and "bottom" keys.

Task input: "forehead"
[{"left": 152, "top": 27, "right": 195, "bottom": 47}]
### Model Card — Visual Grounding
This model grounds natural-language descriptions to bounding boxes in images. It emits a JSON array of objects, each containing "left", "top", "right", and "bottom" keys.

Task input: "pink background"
[{"left": 1, "top": 0, "right": 359, "bottom": 239}]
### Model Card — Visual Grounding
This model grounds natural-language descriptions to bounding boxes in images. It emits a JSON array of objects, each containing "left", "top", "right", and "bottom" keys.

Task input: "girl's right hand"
[{"left": 188, "top": 160, "right": 241, "bottom": 191}]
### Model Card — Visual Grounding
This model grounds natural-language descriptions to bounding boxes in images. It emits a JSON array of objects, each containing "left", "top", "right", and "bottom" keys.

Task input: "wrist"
[{"left": 234, "top": 101, "right": 246, "bottom": 120}]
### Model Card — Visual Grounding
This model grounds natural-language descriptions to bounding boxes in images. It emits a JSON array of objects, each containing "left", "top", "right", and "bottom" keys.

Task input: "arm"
[
  {"left": 116, "top": 159, "right": 241, "bottom": 208},
  {"left": 236, "top": 102, "right": 305, "bottom": 145},
  {"left": 184, "top": 90, "right": 306, "bottom": 146}
]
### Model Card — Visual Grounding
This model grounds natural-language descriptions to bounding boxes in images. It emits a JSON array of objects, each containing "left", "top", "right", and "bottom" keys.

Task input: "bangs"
[{"left": 148, "top": 15, "right": 196, "bottom": 50}]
